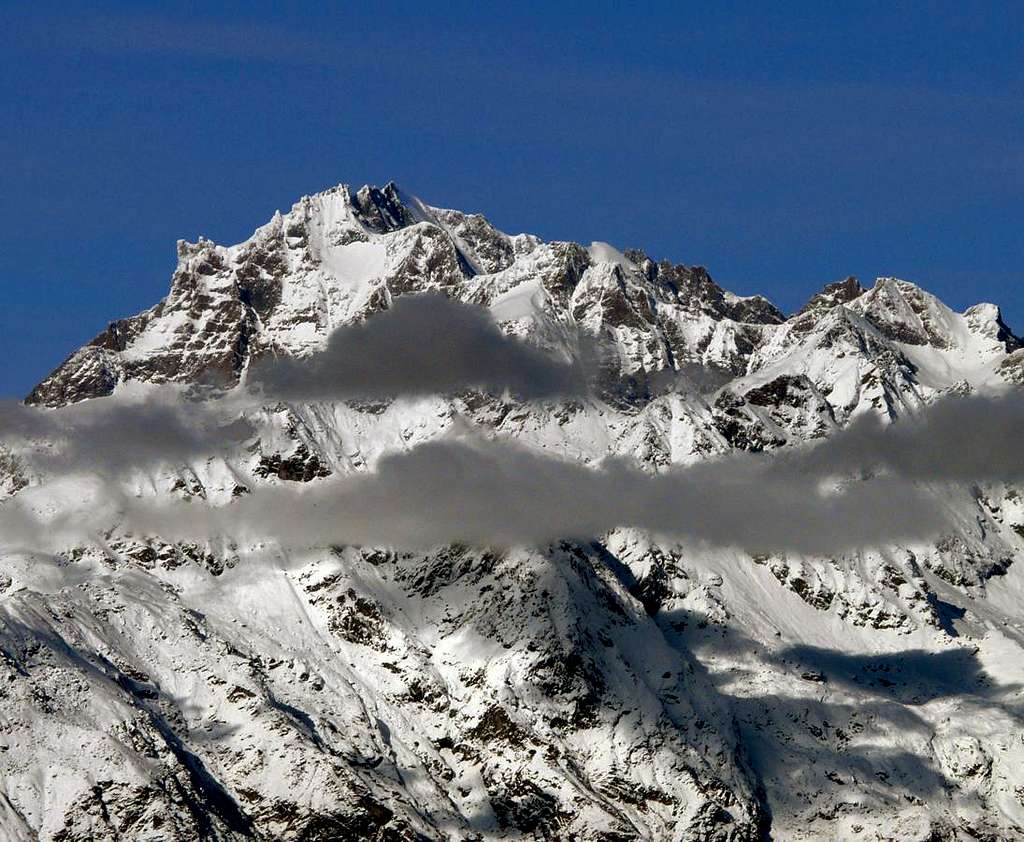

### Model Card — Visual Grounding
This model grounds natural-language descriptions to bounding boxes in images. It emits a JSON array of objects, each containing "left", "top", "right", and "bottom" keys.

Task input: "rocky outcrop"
[{"left": 798, "top": 276, "right": 865, "bottom": 314}]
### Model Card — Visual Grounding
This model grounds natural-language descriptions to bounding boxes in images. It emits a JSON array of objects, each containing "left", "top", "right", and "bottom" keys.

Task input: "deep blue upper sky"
[{"left": 2, "top": 1, "right": 1022, "bottom": 397}]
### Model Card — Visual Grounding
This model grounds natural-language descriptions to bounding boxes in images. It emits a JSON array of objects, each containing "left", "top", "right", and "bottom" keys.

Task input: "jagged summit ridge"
[
  {"left": 28, "top": 182, "right": 1019, "bottom": 413},
  {"left": 28, "top": 181, "right": 788, "bottom": 406}
]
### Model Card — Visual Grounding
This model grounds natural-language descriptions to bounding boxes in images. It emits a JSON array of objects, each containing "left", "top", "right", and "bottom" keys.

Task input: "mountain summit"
[{"left": 3, "top": 183, "right": 1024, "bottom": 841}]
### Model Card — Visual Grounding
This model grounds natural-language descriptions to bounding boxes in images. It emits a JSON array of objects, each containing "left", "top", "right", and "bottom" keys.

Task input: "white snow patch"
[
  {"left": 489, "top": 278, "right": 545, "bottom": 323},
  {"left": 320, "top": 240, "right": 388, "bottom": 290},
  {"left": 587, "top": 241, "right": 635, "bottom": 270}
]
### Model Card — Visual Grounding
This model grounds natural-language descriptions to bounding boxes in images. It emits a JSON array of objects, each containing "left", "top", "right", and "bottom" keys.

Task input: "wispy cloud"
[
  {"left": 248, "top": 294, "right": 590, "bottom": 402},
  {"left": 0, "top": 394, "right": 253, "bottom": 475}
]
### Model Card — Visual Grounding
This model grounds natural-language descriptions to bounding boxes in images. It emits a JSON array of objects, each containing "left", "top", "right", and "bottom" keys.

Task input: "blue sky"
[{"left": 2, "top": 1, "right": 1022, "bottom": 397}]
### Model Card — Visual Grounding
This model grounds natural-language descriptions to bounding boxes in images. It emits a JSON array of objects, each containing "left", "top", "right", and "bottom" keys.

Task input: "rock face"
[{"left": 4, "top": 182, "right": 1024, "bottom": 841}]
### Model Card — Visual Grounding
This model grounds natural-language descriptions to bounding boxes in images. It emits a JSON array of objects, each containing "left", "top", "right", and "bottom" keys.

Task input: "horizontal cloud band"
[
  {"left": 1, "top": 312, "right": 1022, "bottom": 555},
  {"left": 114, "top": 434, "right": 950, "bottom": 555},
  {"left": 110, "top": 391, "right": 1024, "bottom": 554}
]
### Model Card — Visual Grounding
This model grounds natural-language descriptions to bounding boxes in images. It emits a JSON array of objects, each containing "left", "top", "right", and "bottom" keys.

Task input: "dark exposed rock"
[
  {"left": 629, "top": 562, "right": 671, "bottom": 616},
  {"left": 352, "top": 182, "right": 415, "bottom": 233},
  {"left": 487, "top": 775, "right": 570, "bottom": 836},
  {"left": 744, "top": 374, "right": 813, "bottom": 408},
  {"left": 26, "top": 346, "right": 123, "bottom": 406},
  {"left": 469, "top": 705, "right": 529, "bottom": 746},
  {"left": 328, "top": 589, "right": 390, "bottom": 651},
  {"left": 712, "top": 391, "right": 787, "bottom": 452},
  {"left": 255, "top": 444, "right": 331, "bottom": 482},
  {"left": 431, "top": 208, "right": 515, "bottom": 274},
  {"left": 652, "top": 261, "right": 784, "bottom": 324},
  {"left": 798, "top": 276, "right": 865, "bottom": 314}
]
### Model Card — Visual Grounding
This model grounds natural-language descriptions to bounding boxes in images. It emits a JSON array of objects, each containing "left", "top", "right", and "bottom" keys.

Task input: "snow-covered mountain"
[{"left": 3, "top": 182, "right": 1024, "bottom": 841}]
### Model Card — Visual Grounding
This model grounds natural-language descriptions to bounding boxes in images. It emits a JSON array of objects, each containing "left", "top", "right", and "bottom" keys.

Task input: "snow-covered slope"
[{"left": 3, "top": 182, "right": 1024, "bottom": 841}]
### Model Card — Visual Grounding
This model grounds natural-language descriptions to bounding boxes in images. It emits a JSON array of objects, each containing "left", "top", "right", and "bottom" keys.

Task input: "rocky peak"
[
  {"left": 849, "top": 277, "right": 958, "bottom": 348},
  {"left": 352, "top": 181, "right": 415, "bottom": 233},
  {"left": 964, "top": 302, "right": 1023, "bottom": 353},
  {"left": 720, "top": 292, "right": 786, "bottom": 325},
  {"left": 798, "top": 276, "right": 865, "bottom": 314},
  {"left": 656, "top": 261, "right": 724, "bottom": 313},
  {"left": 622, "top": 247, "right": 658, "bottom": 281},
  {"left": 620, "top": 251, "right": 784, "bottom": 326},
  {"left": 427, "top": 207, "right": 516, "bottom": 275}
]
